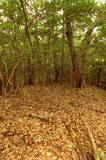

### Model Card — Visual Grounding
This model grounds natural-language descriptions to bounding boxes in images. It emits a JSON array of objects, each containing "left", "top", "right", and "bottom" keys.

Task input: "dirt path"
[{"left": 0, "top": 86, "right": 106, "bottom": 160}]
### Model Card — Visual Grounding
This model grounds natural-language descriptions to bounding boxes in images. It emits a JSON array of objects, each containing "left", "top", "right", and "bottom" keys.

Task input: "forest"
[{"left": 0, "top": 0, "right": 106, "bottom": 160}]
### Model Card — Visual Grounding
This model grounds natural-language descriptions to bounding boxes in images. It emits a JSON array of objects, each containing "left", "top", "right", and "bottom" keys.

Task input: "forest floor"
[{"left": 0, "top": 85, "right": 106, "bottom": 160}]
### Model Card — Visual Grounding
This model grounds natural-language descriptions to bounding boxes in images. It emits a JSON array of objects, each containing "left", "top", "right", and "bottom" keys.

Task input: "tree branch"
[
  {"left": 19, "top": 0, "right": 32, "bottom": 46},
  {"left": 82, "top": 16, "right": 101, "bottom": 50}
]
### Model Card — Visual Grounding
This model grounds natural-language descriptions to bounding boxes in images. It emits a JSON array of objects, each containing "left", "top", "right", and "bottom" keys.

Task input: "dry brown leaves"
[{"left": 0, "top": 85, "right": 106, "bottom": 160}]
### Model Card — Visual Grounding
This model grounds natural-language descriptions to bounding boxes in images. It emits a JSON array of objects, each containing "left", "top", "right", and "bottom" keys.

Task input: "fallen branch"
[
  {"left": 78, "top": 111, "right": 100, "bottom": 160},
  {"left": 28, "top": 113, "right": 56, "bottom": 122},
  {"left": 63, "top": 120, "right": 87, "bottom": 160}
]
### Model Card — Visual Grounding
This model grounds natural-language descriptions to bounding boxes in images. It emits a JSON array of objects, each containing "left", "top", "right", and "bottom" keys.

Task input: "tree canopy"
[{"left": 0, "top": 0, "right": 106, "bottom": 94}]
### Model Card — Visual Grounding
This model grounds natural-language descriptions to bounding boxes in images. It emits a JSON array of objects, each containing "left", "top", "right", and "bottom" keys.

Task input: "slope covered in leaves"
[{"left": 0, "top": 86, "right": 106, "bottom": 160}]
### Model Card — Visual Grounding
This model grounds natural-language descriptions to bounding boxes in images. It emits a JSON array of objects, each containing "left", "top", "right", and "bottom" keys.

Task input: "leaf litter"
[{"left": 0, "top": 85, "right": 106, "bottom": 160}]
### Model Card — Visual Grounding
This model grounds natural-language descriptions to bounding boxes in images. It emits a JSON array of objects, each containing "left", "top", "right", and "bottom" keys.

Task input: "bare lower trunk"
[{"left": 65, "top": 17, "right": 81, "bottom": 87}]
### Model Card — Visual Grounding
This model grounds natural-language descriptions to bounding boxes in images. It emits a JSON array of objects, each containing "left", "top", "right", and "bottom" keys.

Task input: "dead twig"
[
  {"left": 4, "top": 56, "right": 22, "bottom": 95},
  {"left": 78, "top": 111, "right": 100, "bottom": 160}
]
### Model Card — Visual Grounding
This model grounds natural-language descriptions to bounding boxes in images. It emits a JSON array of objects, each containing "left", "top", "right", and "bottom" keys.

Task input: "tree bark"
[
  {"left": 80, "top": 17, "right": 101, "bottom": 87},
  {"left": 64, "top": 7, "right": 81, "bottom": 87}
]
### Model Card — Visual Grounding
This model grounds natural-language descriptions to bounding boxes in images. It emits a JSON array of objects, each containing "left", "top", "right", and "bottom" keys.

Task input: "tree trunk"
[
  {"left": 61, "top": 16, "right": 65, "bottom": 84},
  {"left": 80, "top": 17, "right": 101, "bottom": 87},
  {"left": 65, "top": 16, "right": 81, "bottom": 87},
  {"left": 63, "top": 0, "right": 101, "bottom": 87}
]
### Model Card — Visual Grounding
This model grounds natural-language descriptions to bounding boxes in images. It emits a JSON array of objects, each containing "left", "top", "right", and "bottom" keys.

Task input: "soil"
[{"left": 0, "top": 85, "right": 106, "bottom": 160}]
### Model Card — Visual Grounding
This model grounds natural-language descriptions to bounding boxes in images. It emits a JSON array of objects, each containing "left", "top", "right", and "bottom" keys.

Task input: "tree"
[
  {"left": 0, "top": 0, "right": 106, "bottom": 94},
  {"left": 63, "top": 0, "right": 103, "bottom": 87}
]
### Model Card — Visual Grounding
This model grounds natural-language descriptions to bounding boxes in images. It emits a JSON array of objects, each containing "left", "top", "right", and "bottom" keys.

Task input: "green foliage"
[
  {"left": 96, "top": 150, "right": 106, "bottom": 160},
  {"left": 0, "top": 0, "right": 106, "bottom": 89}
]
